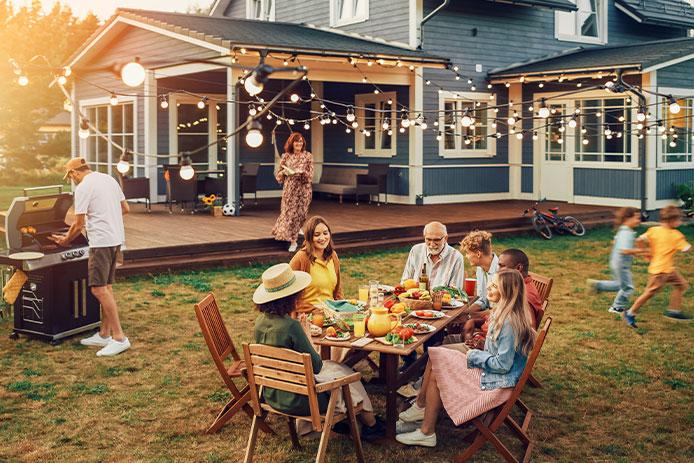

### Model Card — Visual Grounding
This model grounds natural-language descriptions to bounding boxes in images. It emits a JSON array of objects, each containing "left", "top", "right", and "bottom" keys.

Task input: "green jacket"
[{"left": 253, "top": 314, "right": 328, "bottom": 415}]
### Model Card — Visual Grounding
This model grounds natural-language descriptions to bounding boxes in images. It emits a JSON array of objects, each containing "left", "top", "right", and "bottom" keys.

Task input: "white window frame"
[
  {"left": 555, "top": 0, "right": 607, "bottom": 45},
  {"left": 246, "top": 0, "right": 275, "bottom": 21},
  {"left": 354, "top": 91, "right": 396, "bottom": 157},
  {"left": 79, "top": 96, "right": 139, "bottom": 177},
  {"left": 330, "top": 0, "right": 369, "bottom": 27},
  {"left": 438, "top": 90, "right": 496, "bottom": 159},
  {"left": 659, "top": 92, "right": 694, "bottom": 166},
  {"left": 538, "top": 91, "right": 639, "bottom": 169}
]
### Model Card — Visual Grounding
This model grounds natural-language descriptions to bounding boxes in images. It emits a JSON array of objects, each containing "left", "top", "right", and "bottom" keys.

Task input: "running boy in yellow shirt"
[{"left": 624, "top": 205, "right": 691, "bottom": 328}]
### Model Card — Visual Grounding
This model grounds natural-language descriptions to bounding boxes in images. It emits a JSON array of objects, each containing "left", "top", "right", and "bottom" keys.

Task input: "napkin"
[
  {"left": 2, "top": 270, "right": 27, "bottom": 305},
  {"left": 325, "top": 299, "right": 361, "bottom": 313}
]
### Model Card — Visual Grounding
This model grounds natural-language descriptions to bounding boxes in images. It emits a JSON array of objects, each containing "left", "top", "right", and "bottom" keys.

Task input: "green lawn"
[{"left": 0, "top": 225, "right": 692, "bottom": 462}]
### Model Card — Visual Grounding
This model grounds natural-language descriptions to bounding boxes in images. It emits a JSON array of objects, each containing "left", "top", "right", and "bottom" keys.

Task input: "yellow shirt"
[
  {"left": 643, "top": 226, "right": 691, "bottom": 274},
  {"left": 303, "top": 258, "right": 338, "bottom": 308}
]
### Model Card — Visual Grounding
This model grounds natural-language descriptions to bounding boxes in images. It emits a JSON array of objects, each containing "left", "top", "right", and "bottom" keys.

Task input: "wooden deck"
[{"left": 114, "top": 198, "right": 617, "bottom": 275}]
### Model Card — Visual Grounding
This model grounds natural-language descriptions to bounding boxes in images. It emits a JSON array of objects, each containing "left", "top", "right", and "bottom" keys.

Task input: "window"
[
  {"left": 555, "top": 0, "right": 606, "bottom": 44},
  {"left": 438, "top": 92, "right": 495, "bottom": 158},
  {"left": 661, "top": 97, "right": 692, "bottom": 163},
  {"left": 330, "top": 0, "right": 368, "bottom": 26},
  {"left": 355, "top": 91, "right": 396, "bottom": 157},
  {"left": 83, "top": 101, "right": 142, "bottom": 176},
  {"left": 544, "top": 104, "right": 566, "bottom": 161},
  {"left": 574, "top": 98, "right": 632, "bottom": 163},
  {"left": 247, "top": 0, "right": 274, "bottom": 21}
]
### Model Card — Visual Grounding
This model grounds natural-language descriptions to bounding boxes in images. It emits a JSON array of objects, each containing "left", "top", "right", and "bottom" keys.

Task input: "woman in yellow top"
[{"left": 290, "top": 216, "right": 344, "bottom": 313}]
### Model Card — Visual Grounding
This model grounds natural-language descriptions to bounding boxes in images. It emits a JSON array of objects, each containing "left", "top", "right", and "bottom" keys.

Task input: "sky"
[{"left": 14, "top": 0, "right": 213, "bottom": 19}]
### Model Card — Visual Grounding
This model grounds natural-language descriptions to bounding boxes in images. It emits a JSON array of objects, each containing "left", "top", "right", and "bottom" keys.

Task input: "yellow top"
[
  {"left": 642, "top": 226, "right": 691, "bottom": 274},
  {"left": 303, "top": 258, "right": 338, "bottom": 308}
]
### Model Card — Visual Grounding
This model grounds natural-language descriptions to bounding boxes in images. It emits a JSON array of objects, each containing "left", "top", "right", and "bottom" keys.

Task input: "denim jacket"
[{"left": 466, "top": 317, "right": 528, "bottom": 390}]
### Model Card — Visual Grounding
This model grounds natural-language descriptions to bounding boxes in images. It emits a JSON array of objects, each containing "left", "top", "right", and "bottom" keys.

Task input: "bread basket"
[{"left": 398, "top": 295, "right": 433, "bottom": 311}]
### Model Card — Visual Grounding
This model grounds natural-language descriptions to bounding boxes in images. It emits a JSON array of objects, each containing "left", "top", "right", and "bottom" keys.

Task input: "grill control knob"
[
  {"left": 61, "top": 253, "right": 69, "bottom": 261},
  {"left": 29, "top": 282, "right": 37, "bottom": 291},
  {"left": 77, "top": 249, "right": 85, "bottom": 257}
]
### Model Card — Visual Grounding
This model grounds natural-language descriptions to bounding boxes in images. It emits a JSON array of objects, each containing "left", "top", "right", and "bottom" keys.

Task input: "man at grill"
[{"left": 51, "top": 157, "right": 131, "bottom": 356}]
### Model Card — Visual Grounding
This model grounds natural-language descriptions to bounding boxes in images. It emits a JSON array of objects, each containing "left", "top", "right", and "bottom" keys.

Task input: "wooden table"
[{"left": 313, "top": 304, "right": 468, "bottom": 441}]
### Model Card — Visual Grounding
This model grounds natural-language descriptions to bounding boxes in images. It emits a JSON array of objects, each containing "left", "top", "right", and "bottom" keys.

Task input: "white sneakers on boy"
[
  {"left": 80, "top": 332, "right": 112, "bottom": 347},
  {"left": 96, "top": 338, "right": 131, "bottom": 357},
  {"left": 399, "top": 403, "right": 425, "bottom": 422},
  {"left": 395, "top": 428, "right": 437, "bottom": 447}
]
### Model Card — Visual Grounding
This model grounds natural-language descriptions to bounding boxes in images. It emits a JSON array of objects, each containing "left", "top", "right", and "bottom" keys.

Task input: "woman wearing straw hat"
[{"left": 253, "top": 263, "right": 385, "bottom": 439}]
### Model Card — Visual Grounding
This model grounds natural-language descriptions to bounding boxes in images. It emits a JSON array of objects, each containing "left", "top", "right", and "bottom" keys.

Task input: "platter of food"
[
  {"left": 309, "top": 313, "right": 336, "bottom": 326},
  {"left": 324, "top": 327, "right": 351, "bottom": 341},
  {"left": 375, "top": 326, "right": 417, "bottom": 346},
  {"left": 402, "top": 322, "right": 436, "bottom": 334},
  {"left": 411, "top": 310, "right": 445, "bottom": 320}
]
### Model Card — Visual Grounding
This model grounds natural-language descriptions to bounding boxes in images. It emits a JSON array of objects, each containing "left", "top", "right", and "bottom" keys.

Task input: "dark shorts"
[{"left": 88, "top": 246, "right": 120, "bottom": 287}]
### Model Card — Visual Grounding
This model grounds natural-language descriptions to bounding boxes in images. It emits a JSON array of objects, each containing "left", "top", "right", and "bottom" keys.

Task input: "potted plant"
[
  {"left": 674, "top": 182, "right": 694, "bottom": 215},
  {"left": 202, "top": 194, "right": 223, "bottom": 216}
]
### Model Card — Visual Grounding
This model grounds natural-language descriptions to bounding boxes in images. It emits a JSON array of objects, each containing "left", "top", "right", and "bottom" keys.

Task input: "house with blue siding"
[{"left": 66, "top": 0, "right": 694, "bottom": 213}]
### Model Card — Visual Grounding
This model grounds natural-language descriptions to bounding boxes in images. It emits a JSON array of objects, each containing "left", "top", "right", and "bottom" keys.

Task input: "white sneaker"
[
  {"left": 81, "top": 332, "right": 111, "bottom": 347},
  {"left": 399, "top": 403, "right": 425, "bottom": 422},
  {"left": 288, "top": 243, "right": 298, "bottom": 252},
  {"left": 96, "top": 338, "right": 131, "bottom": 357},
  {"left": 396, "top": 419, "right": 421, "bottom": 434},
  {"left": 395, "top": 428, "right": 436, "bottom": 447}
]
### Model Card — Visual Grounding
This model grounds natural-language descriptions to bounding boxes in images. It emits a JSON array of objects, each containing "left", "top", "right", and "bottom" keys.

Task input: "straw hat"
[{"left": 253, "top": 263, "right": 311, "bottom": 304}]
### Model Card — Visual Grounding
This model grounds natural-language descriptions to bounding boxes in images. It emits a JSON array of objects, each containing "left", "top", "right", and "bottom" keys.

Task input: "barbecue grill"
[{"left": 0, "top": 185, "right": 100, "bottom": 345}]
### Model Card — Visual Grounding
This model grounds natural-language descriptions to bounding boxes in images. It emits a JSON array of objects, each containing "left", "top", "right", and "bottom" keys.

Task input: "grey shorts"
[{"left": 88, "top": 246, "right": 120, "bottom": 287}]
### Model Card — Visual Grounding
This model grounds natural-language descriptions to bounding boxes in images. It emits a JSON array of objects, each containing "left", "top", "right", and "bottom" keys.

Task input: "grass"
[{"left": 0, "top": 225, "right": 693, "bottom": 462}]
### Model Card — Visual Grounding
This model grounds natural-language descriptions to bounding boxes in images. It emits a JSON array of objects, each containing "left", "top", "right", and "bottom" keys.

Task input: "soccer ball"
[{"left": 222, "top": 204, "right": 235, "bottom": 216}]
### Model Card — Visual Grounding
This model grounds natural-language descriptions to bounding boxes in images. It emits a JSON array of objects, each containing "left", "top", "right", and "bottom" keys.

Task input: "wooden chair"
[
  {"left": 528, "top": 271, "right": 553, "bottom": 302},
  {"left": 194, "top": 294, "right": 273, "bottom": 435},
  {"left": 455, "top": 317, "right": 552, "bottom": 463},
  {"left": 242, "top": 343, "right": 365, "bottom": 463}
]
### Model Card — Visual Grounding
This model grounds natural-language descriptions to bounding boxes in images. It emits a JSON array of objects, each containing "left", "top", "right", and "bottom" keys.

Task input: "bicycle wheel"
[
  {"left": 563, "top": 216, "right": 585, "bottom": 236},
  {"left": 532, "top": 216, "right": 552, "bottom": 239}
]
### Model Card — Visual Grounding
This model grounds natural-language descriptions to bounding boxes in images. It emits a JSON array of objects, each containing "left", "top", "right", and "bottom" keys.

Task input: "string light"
[
  {"left": 461, "top": 109, "right": 473, "bottom": 128},
  {"left": 63, "top": 66, "right": 71, "bottom": 77},
  {"left": 18, "top": 72, "right": 28, "bottom": 86},
  {"left": 244, "top": 64, "right": 271, "bottom": 96},
  {"left": 667, "top": 96, "right": 681, "bottom": 114},
  {"left": 197, "top": 97, "right": 208, "bottom": 109},
  {"left": 78, "top": 119, "right": 90, "bottom": 139},
  {"left": 57, "top": 75, "right": 67, "bottom": 85},
  {"left": 290, "top": 93, "right": 300, "bottom": 103},
  {"left": 160, "top": 96, "right": 169, "bottom": 109},
  {"left": 120, "top": 59, "right": 145, "bottom": 87},
  {"left": 636, "top": 106, "right": 647, "bottom": 122},
  {"left": 568, "top": 116, "right": 577, "bottom": 129},
  {"left": 248, "top": 104, "right": 257, "bottom": 116},
  {"left": 117, "top": 150, "right": 133, "bottom": 174},
  {"left": 110, "top": 93, "right": 118, "bottom": 106},
  {"left": 532, "top": 132, "right": 538, "bottom": 140},
  {"left": 436, "top": 132, "right": 442, "bottom": 141},
  {"left": 245, "top": 119, "right": 263, "bottom": 148},
  {"left": 179, "top": 153, "right": 195, "bottom": 180},
  {"left": 304, "top": 122, "right": 310, "bottom": 130}
]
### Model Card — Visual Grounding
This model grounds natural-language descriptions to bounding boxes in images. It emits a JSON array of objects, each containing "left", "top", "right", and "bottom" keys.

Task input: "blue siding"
[
  {"left": 574, "top": 168, "right": 641, "bottom": 199},
  {"left": 424, "top": 166, "right": 509, "bottom": 196},
  {"left": 658, "top": 60, "right": 694, "bottom": 88},
  {"left": 522, "top": 166, "right": 533, "bottom": 193},
  {"left": 390, "top": 167, "right": 409, "bottom": 196},
  {"left": 656, "top": 169, "right": 694, "bottom": 200}
]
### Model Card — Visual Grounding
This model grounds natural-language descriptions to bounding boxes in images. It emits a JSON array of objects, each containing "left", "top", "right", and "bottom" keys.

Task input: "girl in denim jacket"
[{"left": 396, "top": 269, "right": 537, "bottom": 447}]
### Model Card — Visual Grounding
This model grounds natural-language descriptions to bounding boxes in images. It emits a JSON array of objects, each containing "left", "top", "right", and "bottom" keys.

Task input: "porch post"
[
  {"left": 643, "top": 71, "right": 658, "bottom": 212},
  {"left": 508, "top": 83, "right": 522, "bottom": 198},
  {"left": 143, "top": 70, "right": 158, "bottom": 202},
  {"left": 409, "top": 67, "right": 424, "bottom": 204},
  {"left": 311, "top": 81, "right": 324, "bottom": 183},
  {"left": 227, "top": 66, "right": 242, "bottom": 215}
]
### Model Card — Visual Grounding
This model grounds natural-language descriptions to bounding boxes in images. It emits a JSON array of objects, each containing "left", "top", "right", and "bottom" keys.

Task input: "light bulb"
[
  {"left": 436, "top": 132, "right": 442, "bottom": 141},
  {"left": 290, "top": 93, "right": 300, "bottom": 103},
  {"left": 179, "top": 165, "right": 195, "bottom": 180},
  {"left": 244, "top": 74, "right": 264, "bottom": 96},
  {"left": 383, "top": 121, "right": 389, "bottom": 130},
  {"left": 507, "top": 117, "right": 515, "bottom": 125},
  {"left": 346, "top": 128, "right": 351, "bottom": 134},
  {"left": 421, "top": 122, "right": 427, "bottom": 130},
  {"left": 568, "top": 118, "right": 577, "bottom": 129},
  {"left": 197, "top": 97, "right": 207, "bottom": 109},
  {"left": 63, "top": 67, "right": 71, "bottom": 77},
  {"left": 78, "top": 120, "right": 90, "bottom": 139},
  {"left": 532, "top": 132, "right": 538, "bottom": 140},
  {"left": 346, "top": 112, "right": 356, "bottom": 122},
  {"left": 304, "top": 123, "right": 310, "bottom": 130},
  {"left": 110, "top": 93, "right": 118, "bottom": 106},
  {"left": 57, "top": 75, "right": 67, "bottom": 85},
  {"left": 121, "top": 60, "right": 145, "bottom": 87},
  {"left": 636, "top": 111, "right": 646, "bottom": 122},
  {"left": 399, "top": 127, "right": 405, "bottom": 133},
  {"left": 516, "top": 132, "right": 523, "bottom": 140},
  {"left": 117, "top": 160, "right": 130, "bottom": 174},
  {"left": 18, "top": 74, "right": 28, "bottom": 86},
  {"left": 401, "top": 118, "right": 410, "bottom": 128},
  {"left": 670, "top": 140, "right": 677, "bottom": 148},
  {"left": 160, "top": 97, "right": 169, "bottom": 109},
  {"left": 246, "top": 129, "right": 263, "bottom": 148},
  {"left": 538, "top": 106, "right": 550, "bottom": 118},
  {"left": 352, "top": 121, "right": 359, "bottom": 128},
  {"left": 538, "top": 82, "right": 544, "bottom": 88},
  {"left": 583, "top": 138, "right": 589, "bottom": 145},
  {"left": 248, "top": 104, "right": 257, "bottom": 116},
  {"left": 461, "top": 115, "right": 472, "bottom": 127},
  {"left": 669, "top": 101, "right": 681, "bottom": 114}
]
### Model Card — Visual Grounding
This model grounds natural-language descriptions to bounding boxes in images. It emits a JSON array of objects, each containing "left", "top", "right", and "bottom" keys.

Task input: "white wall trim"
[
  {"left": 573, "top": 195, "right": 640, "bottom": 208},
  {"left": 643, "top": 53, "right": 694, "bottom": 73},
  {"left": 311, "top": 82, "right": 325, "bottom": 183},
  {"left": 614, "top": 3, "right": 642, "bottom": 24},
  {"left": 409, "top": 68, "right": 424, "bottom": 204},
  {"left": 508, "top": 83, "right": 523, "bottom": 198},
  {"left": 423, "top": 192, "right": 511, "bottom": 204},
  {"left": 143, "top": 70, "right": 158, "bottom": 202}
]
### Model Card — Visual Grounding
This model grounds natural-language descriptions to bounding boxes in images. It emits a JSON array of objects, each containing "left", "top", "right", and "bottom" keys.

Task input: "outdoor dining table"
[{"left": 313, "top": 304, "right": 469, "bottom": 442}]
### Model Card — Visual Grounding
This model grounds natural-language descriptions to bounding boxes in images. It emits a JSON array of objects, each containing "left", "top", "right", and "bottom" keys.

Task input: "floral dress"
[{"left": 272, "top": 150, "right": 314, "bottom": 242}]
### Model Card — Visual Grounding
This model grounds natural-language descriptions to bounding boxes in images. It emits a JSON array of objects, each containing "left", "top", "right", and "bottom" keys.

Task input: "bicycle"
[{"left": 521, "top": 198, "right": 586, "bottom": 240}]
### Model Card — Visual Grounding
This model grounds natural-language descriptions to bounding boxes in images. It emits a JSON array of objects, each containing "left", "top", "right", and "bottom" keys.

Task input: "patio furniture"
[
  {"left": 312, "top": 167, "right": 367, "bottom": 203},
  {"left": 528, "top": 271, "right": 553, "bottom": 388},
  {"left": 242, "top": 343, "right": 365, "bottom": 463},
  {"left": 314, "top": 304, "right": 469, "bottom": 441},
  {"left": 454, "top": 317, "right": 552, "bottom": 463},
  {"left": 118, "top": 175, "right": 151, "bottom": 212},
  {"left": 241, "top": 163, "right": 260, "bottom": 206},
  {"left": 201, "top": 176, "right": 227, "bottom": 204},
  {"left": 355, "top": 163, "right": 389, "bottom": 205},
  {"left": 194, "top": 293, "right": 273, "bottom": 435},
  {"left": 164, "top": 164, "right": 199, "bottom": 213}
]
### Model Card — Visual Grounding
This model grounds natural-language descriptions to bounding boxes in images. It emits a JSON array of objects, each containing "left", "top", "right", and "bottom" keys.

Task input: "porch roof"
[
  {"left": 487, "top": 37, "right": 694, "bottom": 80},
  {"left": 67, "top": 9, "right": 450, "bottom": 69},
  {"left": 615, "top": 0, "right": 694, "bottom": 29},
  {"left": 481, "top": 0, "right": 577, "bottom": 12}
]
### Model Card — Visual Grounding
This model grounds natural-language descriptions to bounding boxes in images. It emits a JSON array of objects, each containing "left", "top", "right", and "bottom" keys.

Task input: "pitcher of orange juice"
[{"left": 367, "top": 306, "right": 401, "bottom": 337}]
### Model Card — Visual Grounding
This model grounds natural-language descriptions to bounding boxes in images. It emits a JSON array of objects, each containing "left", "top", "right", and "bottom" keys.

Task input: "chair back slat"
[
  {"left": 536, "top": 299, "right": 549, "bottom": 327},
  {"left": 250, "top": 355, "right": 307, "bottom": 374},
  {"left": 253, "top": 365, "right": 309, "bottom": 386},
  {"left": 490, "top": 317, "right": 552, "bottom": 431},
  {"left": 528, "top": 272, "right": 553, "bottom": 302},
  {"left": 195, "top": 294, "right": 240, "bottom": 388}
]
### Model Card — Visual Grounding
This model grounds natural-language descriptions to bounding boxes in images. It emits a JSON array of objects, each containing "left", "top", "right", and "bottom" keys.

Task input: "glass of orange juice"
[
  {"left": 358, "top": 285, "right": 369, "bottom": 303},
  {"left": 353, "top": 314, "right": 365, "bottom": 337}
]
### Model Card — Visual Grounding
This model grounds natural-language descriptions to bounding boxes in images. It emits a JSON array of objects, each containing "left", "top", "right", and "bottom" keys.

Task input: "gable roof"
[
  {"left": 615, "top": 0, "right": 694, "bottom": 28},
  {"left": 67, "top": 9, "right": 449, "bottom": 69},
  {"left": 488, "top": 36, "right": 694, "bottom": 78},
  {"left": 481, "top": 0, "right": 577, "bottom": 11}
]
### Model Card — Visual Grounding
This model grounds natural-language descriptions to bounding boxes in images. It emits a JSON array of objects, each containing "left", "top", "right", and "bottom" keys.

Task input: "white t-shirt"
[{"left": 74, "top": 172, "right": 126, "bottom": 248}]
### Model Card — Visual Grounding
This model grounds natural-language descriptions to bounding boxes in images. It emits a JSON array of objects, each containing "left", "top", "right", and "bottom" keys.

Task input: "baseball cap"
[{"left": 63, "top": 157, "right": 88, "bottom": 179}]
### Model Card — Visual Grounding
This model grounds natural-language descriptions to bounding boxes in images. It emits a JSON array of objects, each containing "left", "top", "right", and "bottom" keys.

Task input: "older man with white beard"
[{"left": 401, "top": 222, "right": 465, "bottom": 289}]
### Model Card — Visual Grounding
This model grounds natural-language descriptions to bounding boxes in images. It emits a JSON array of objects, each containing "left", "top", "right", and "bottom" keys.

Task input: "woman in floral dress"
[{"left": 272, "top": 133, "right": 313, "bottom": 252}]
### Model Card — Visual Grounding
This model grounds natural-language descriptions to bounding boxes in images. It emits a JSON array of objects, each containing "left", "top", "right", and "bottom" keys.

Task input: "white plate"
[
  {"left": 443, "top": 299, "right": 465, "bottom": 308},
  {"left": 403, "top": 323, "right": 436, "bottom": 333},
  {"left": 411, "top": 310, "right": 445, "bottom": 320},
  {"left": 325, "top": 334, "right": 351, "bottom": 342},
  {"left": 379, "top": 284, "right": 395, "bottom": 292},
  {"left": 8, "top": 251, "right": 44, "bottom": 260}
]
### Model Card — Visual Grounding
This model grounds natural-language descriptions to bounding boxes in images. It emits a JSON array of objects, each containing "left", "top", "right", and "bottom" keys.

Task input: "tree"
[
  {"left": 185, "top": 1, "right": 214, "bottom": 15},
  {"left": 0, "top": 1, "right": 99, "bottom": 181}
]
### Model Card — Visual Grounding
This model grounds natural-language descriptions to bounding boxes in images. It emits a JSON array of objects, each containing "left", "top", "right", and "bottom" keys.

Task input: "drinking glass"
[
  {"left": 358, "top": 285, "right": 369, "bottom": 303},
  {"left": 353, "top": 314, "right": 365, "bottom": 337},
  {"left": 432, "top": 291, "right": 443, "bottom": 311},
  {"left": 369, "top": 280, "right": 379, "bottom": 297}
]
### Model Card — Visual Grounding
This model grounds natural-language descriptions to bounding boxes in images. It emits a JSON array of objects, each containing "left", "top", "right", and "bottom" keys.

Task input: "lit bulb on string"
[
  {"left": 461, "top": 110, "right": 473, "bottom": 128},
  {"left": 121, "top": 59, "right": 145, "bottom": 87},
  {"left": 78, "top": 119, "right": 90, "bottom": 139},
  {"left": 352, "top": 121, "right": 359, "bottom": 128},
  {"left": 657, "top": 121, "right": 666, "bottom": 133},
  {"left": 276, "top": 119, "right": 282, "bottom": 125},
  {"left": 304, "top": 122, "right": 310, "bottom": 130},
  {"left": 670, "top": 139, "right": 677, "bottom": 148},
  {"left": 436, "top": 132, "right": 442, "bottom": 141},
  {"left": 464, "top": 136, "right": 471, "bottom": 145},
  {"left": 532, "top": 132, "right": 538, "bottom": 140},
  {"left": 583, "top": 138, "right": 589, "bottom": 145},
  {"left": 667, "top": 96, "right": 681, "bottom": 114},
  {"left": 246, "top": 119, "right": 263, "bottom": 148},
  {"left": 290, "top": 93, "right": 300, "bottom": 103},
  {"left": 57, "top": 75, "right": 67, "bottom": 85},
  {"left": 117, "top": 150, "right": 133, "bottom": 174},
  {"left": 197, "top": 97, "right": 208, "bottom": 109},
  {"left": 616, "top": 132, "right": 622, "bottom": 138},
  {"left": 568, "top": 116, "right": 577, "bottom": 129},
  {"left": 516, "top": 132, "right": 523, "bottom": 140},
  {"left": 18, "top": 73, "right": 28, "bottom": 86},
  {"left": 538, "top": 100, "right": 550, "bottom": 118},
  {"left": 346, "top": 128, "right": 351, "bottom": 134},
  {"left": 63, "top": 67, "right": 71, "bottom": 77},
  {"left": 399, "top": 127, "right": 405, "bottom": 133},
  {"left": 179, "top": 153, "right": 195, "bottom": 180},
  {"left": 636, "top": 107, "right": 647, "bottom": 122},
  {"left": 110, "top": 93, "right": 118, "bottom": 106},
  {"left": 160, "top": 96, "right": 169, "bottom": 109},
  {"left": 538, "top": 82, "right": 544, "bottom": 88},
  {"left": 581, "top": 126, "right": 587, "bottom": 134},
  {"left": 382, "top": 119, "right": 389, "bottom": 130},
  {"left": 249, "top": 104, "right": 257, "bottom": 116}
]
